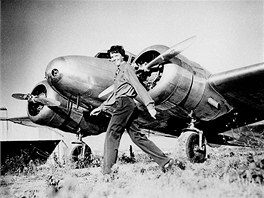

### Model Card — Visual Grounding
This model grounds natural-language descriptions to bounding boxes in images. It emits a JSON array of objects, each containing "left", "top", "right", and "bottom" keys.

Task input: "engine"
[
  {"left": 133, "top": 45, "right": 232, "bottom": 121},
  {"left": 27, "top": 80, "right": 108, "bottom": 136}
]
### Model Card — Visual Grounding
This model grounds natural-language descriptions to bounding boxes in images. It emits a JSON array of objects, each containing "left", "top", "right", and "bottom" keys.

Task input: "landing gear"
[
  {"left": 70, "top": 143, "right": 92, "bottom": 162},
  {"left": 69, "top": 129, "right": 93, "bottom": 167},
  {"left": 176, "top": 117, "right": 206, "bottom": 163},
  {"left": 177, "top": 131, "right": 206, "bottom": 163}
]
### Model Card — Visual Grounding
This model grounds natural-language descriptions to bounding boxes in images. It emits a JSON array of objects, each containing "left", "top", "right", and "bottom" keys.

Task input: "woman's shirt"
[{"left": 101, "top": 62, "right": 154, "bottom": 111}]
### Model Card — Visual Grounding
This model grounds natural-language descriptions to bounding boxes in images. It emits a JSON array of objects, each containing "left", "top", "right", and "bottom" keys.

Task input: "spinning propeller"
[
  {"left": 12, "top": 93, "right": 60, "bottom": 106},
  {"left": 139, "top": 36, "right": 196, "bottom": 72}
]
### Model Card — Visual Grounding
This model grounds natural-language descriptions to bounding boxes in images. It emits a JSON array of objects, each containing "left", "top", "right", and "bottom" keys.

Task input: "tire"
[
  {"left": 70, "top": 144, "right": 92, "bottom": 162},
  {"left": 176, "top": 131, "right": 206, "bottom": 163}
]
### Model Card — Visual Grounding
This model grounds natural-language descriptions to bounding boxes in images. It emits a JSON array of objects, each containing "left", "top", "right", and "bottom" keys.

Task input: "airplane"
[{"left": 7, "top": 36, "right": 264, "bottom": 164}]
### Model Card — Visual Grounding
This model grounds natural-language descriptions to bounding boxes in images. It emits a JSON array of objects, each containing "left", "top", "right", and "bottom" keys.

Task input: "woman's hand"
[{"left": 90, "top": 106, "right": 102, "bottom": 116}]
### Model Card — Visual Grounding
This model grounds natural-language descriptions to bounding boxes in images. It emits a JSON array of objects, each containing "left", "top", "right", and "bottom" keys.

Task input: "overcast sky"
[{"left": 1, "top": 0, "right": 263, "bottom": 118}]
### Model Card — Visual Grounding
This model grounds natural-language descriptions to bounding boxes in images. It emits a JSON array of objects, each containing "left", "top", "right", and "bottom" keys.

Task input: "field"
[{"left": 1, "top": 145, "right": 264, "bottom": 198}]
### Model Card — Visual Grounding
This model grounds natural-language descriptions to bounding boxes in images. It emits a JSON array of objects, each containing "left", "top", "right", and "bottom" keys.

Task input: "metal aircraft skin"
[{"left": 8, "top": 37, "right": 264, "bottom": 162}]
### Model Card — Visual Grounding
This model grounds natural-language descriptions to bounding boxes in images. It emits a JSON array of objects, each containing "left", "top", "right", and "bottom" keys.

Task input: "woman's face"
[{"left": 110, "top": 52, "right": 123, "bottom": 66}]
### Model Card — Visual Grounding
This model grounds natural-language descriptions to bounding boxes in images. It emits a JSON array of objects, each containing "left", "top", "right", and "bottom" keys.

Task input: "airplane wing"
[
  {"left": 209, "top": 62, "right": 264, "bottom": 110},
  {"left": 0, "top": 116, "right": 40, "bottom": 128},
  {"left": 219, "top": 126, "right": 264, "bottom": 147},
  {"left": 195, "top": 62, "right": 264, "bottom": 146}
]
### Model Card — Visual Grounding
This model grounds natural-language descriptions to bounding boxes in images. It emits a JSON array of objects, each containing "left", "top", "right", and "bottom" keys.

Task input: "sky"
[{"left": 1, "top": 0, "right": 263, "bottom": 118}]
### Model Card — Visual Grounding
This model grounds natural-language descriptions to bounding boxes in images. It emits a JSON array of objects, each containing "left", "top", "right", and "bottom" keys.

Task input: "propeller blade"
[
  {"left": 34, "top": 97, "right": 60, "bottom": 106},
  {"left": 12, "top": 93, "right": 30, "bottom": 100},
  {"left": 12, "top": 93, "right": 60, "bottom": 106},
  {"left": 98, "top": 84, "right": 114, "bottom": 98},
  {"left": 145, "top": 36, "right": 196, "bottom": 70}
]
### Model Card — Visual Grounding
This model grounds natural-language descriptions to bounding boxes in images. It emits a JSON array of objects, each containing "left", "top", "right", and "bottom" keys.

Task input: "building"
[{"left": 0, "top": 108, "right": 67, "bottom": 165}]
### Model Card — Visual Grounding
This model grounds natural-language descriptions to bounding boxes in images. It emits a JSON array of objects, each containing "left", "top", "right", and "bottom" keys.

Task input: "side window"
[
  {"left": 95, "top": 52, "right": 110, "bottom": 59},
  {"left": 126, "top": 54, "right": 135, "bottom": 64},
  {"left": 130, "top": 56, "right": 135, "bottom": 63}
]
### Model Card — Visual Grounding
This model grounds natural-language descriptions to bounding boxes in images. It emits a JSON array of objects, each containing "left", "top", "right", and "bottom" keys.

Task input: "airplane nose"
[
  {"left": 45, "top": 57, "right": 65, "bottom": 83},
  {"left": 44, "top": 55, "right": 115, "bottom": 100}
]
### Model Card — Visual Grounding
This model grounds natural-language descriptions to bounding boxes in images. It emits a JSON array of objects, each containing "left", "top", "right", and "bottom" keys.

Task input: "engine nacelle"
[
  {"left": 28, "top": 80, "right": 65, "bottom": 125},
  {"left": 27, "top": 80, "right": 107, "bottom": 136},
  {"left": 134, "top": 45, "right": 232, "bottom": 121}
]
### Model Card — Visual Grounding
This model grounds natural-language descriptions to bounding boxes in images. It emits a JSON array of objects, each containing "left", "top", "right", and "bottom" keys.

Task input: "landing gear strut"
[
  {"left": 176, "top": 117, "right": 206, "bottom": 163},
  {"left": 70, "top": 129, "right": 92, "bottom": 165}
]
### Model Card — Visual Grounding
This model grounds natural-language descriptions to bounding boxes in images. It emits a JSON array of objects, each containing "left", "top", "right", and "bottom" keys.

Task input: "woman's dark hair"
[{"left": 107, "top": 45, "right": 126, "bottom": 58}]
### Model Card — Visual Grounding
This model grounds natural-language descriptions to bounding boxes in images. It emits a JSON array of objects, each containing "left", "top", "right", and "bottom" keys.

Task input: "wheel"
[
  {"left": 70, "top": 143, "right": 92, "bottom": 163},
  {"left": 176, "top": 131, "right": 206, "bottom": 163}
]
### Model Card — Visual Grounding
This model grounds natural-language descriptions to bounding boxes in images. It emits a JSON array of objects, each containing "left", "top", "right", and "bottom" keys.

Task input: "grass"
[{"left": 1, "top": 146, "right": 264, "bottom": 198}]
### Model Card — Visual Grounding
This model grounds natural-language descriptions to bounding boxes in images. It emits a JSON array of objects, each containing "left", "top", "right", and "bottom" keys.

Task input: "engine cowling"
[
  {"left": 134, "top": 45, "right": 231, "bottom": 121},
  {"left": 28, "top": 80, "right": 81, "bottom": 131},
  {"left": 28, "top": 81, "right": 64, "bottom": 125},
  {"left": 27, "top": 80, "right": 108, "bottom": 136}
]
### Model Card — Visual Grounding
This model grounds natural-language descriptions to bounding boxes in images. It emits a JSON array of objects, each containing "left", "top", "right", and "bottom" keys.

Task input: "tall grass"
[{"left": 1, "top": 146, "right": 264, "bottom": 198}]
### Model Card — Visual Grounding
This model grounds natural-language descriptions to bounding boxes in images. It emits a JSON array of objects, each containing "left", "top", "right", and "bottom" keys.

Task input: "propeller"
[
  {"left": 140, "top": 36, "right": 196, "bottom": 72},
  {"left": 12, "top": 93, "right": 31, "bottom": 100},
  {"left": 98, "top": 84, "right": 114, "bottom": 98},
  {"left": 12, "top": 93, "right": 60, "bottom": 106}
]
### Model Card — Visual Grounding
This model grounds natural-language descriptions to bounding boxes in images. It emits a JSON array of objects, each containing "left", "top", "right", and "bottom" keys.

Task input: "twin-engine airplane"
[{"left": 8, "top": 36, "right": 264, "bottom": 163}]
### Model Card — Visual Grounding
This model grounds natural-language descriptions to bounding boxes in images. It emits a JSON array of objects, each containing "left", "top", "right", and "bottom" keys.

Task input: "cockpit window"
[{"left": 95, "top": 52, "right": 110, "bottom": 59}]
